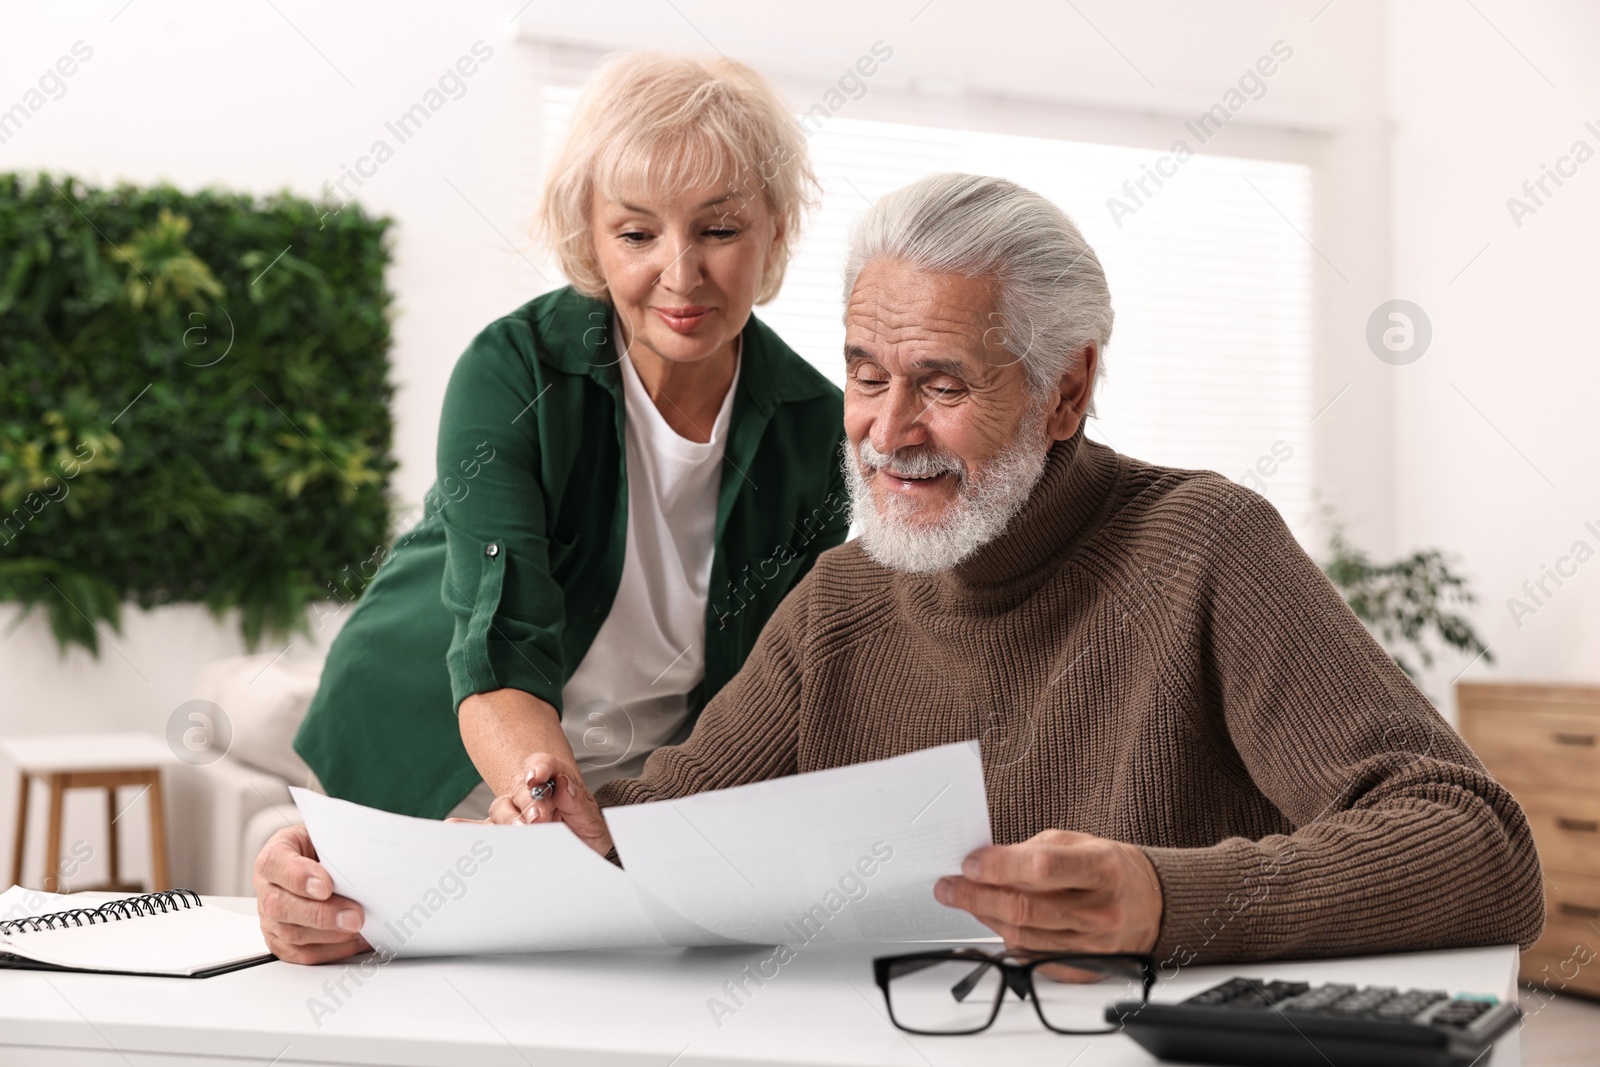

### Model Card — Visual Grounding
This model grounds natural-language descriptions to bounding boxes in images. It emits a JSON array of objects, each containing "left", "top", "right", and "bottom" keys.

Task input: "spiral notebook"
[{"left": 0, "top": 886, "right": 274, "bottom": 978}]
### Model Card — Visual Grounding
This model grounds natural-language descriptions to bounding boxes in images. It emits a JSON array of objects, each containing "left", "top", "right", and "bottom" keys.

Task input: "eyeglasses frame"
[{"left": 871, "top": 948, "right": 1158, "bottom": 1036}]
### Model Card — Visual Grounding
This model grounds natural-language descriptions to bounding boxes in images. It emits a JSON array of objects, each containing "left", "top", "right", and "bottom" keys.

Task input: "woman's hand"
[
  {"left": 483, "top": 750, "right": 614, "bottom": 857},
  {"left": 456, "top": 689, "right": 614, "bottom": 855},
  {"left": 253, "top": 825, "right": 370, "bottom": 965}
]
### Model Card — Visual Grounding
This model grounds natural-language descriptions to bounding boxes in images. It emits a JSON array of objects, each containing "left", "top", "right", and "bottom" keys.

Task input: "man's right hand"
[{"left": 253, "top": 824, "right": 369, "bottom": 965}]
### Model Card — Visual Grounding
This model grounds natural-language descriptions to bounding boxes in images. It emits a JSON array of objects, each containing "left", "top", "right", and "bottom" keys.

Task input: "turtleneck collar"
[{"left": 894, "top": 426, "right": 1123, "bottom": 607}]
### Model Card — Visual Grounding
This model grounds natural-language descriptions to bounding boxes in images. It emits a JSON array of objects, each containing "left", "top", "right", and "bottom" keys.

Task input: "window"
[{"left": 522, "top": 44, "right": 1316, "bottom": 542}]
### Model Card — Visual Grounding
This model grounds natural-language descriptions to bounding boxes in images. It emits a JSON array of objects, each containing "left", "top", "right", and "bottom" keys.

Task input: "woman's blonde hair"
[{"left": 536, "top": 52, "right": 817, "bottom": 305}]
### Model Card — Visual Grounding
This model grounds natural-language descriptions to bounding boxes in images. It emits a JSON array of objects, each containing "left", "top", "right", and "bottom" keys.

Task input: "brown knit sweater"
[{"left": 596, "top": 429, "right": 1544, "bottom": 965}]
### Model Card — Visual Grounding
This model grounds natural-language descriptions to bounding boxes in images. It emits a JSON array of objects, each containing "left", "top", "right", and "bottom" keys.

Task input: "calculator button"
[{"left": 1431, "top": 999, "right": 1495, "bottom": 1028}]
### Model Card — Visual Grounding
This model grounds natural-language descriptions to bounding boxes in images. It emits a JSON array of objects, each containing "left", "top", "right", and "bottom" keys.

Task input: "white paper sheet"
[
  {"left": 291, "top": 789, "right": 688, "bottom": 955},
  {"left": 605, "top": 741, "right": 995, "bottom": 945},
  {"left": 292, "top": 742, "right": 994, "bottom": 957},
  {"left": 0, "top": 885, "right": 72, "bottom": 923}
]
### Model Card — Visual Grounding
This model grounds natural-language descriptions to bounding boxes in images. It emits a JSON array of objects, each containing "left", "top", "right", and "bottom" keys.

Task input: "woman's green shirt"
[{"left": 293, "top": 287, "right": 849, "bottom": 817}]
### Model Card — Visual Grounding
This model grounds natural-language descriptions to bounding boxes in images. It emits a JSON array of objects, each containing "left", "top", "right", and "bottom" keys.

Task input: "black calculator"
[{"left": 1107, "top": 976, "right": 1520, "bottom": 1066}]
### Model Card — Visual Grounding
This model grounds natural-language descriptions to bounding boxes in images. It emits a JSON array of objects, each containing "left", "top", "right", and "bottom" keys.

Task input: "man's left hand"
[{"left": 933, "top": 829, "right": 1163, "bottom": 956}]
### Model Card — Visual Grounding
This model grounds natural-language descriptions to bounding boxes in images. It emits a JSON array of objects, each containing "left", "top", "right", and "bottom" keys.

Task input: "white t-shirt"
[{"left": 558, "top": 328, "right": 741, "bottom": 788}]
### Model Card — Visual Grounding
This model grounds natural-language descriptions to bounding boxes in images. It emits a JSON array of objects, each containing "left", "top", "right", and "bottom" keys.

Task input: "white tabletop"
[
  {"left": 0, "top": 733, "right": 175, "bottom": 773},
  {"left": 0, "top": 896, "right": 1523, "bottom": 1067}
]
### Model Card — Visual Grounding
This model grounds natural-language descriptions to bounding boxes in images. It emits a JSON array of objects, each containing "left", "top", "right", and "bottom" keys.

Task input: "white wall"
[{"left": 1387, "top": 0, "right": 1600, "bottom": 697}]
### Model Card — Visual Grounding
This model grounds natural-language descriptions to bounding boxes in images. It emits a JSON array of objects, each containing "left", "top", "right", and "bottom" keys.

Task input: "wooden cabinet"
[{"left": 1459, "top": 682, "right": 1600, "bottom": 999}]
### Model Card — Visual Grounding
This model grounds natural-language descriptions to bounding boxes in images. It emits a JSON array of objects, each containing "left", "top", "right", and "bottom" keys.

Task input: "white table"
[{"left": 0, "top": 897, "right": 1522, "bottom": 1066}]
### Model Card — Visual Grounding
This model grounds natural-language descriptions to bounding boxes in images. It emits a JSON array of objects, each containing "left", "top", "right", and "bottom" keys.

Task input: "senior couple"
[{"left": 257, "top": 51, "right": 1543, "bottom": 967}]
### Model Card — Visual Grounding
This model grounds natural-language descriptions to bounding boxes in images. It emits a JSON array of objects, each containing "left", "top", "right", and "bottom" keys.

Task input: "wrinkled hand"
[
  {"left": 253, "top": 824, "right": 369, "bottom": 965},
  {"left": 465, "top": 751, "right": 613, "bottom": 857},
  {"left": 933, "top": 829, "right": 1163, "bottom": 967}
]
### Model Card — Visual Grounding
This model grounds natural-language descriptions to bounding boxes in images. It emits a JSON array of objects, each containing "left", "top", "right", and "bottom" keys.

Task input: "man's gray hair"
[{"left": 842, "top": 173, "right": 1113, "bottom": 397}]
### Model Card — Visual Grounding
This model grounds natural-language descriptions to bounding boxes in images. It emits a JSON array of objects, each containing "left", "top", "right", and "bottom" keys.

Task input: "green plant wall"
[{"left": 0, "top": 172, "right": 396, "bottom": 654}]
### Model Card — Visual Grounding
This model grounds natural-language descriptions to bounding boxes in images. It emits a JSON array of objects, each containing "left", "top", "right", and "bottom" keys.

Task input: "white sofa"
[{"left": 165, "top": 654, "right": 323, "bottom": 897}]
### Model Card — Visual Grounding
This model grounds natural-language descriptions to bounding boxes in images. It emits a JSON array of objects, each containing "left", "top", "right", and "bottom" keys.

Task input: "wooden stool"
[{"left": 3, "top": 733, "right": 175, "bottom": 893}]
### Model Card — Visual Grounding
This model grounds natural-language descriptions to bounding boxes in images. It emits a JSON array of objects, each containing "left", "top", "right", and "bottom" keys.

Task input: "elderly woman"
[{"left": 255, "top": 52, "right": 847, "bottom": 963}]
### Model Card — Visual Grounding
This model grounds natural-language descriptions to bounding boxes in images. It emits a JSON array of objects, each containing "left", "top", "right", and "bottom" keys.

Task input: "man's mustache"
[{"left": 856, "top": 440, "right": 967, "bottom": 482}]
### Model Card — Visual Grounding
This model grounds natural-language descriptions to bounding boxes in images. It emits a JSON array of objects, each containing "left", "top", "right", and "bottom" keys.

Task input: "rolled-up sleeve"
[{"left": 436, "top": 321, "right": 566, "bottom": 714}]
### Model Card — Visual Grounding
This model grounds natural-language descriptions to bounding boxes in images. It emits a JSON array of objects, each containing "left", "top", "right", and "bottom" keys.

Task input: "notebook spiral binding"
[{"left": 0, "top": 889, "right": 202, "bottom": 936}]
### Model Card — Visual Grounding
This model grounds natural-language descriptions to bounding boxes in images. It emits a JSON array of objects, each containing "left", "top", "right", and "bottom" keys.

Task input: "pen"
[{"left": 526, "top": 773, "right": 557, "bottom": 817}]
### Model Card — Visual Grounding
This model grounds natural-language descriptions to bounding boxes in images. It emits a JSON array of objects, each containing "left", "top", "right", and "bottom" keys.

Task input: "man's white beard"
[{"left": 844, "top": 406, "right": 1051, "bottom": 574}]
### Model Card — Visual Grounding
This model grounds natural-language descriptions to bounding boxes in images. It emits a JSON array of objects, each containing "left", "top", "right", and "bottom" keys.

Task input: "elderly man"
[{"left": 259, "top": 173, "right": 1542, "bottom": 968}]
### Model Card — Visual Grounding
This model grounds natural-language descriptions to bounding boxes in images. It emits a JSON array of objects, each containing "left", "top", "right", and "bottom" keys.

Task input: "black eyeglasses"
[{"left": 873, "top": 949, "right": 1156, "bottom": 1035}]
